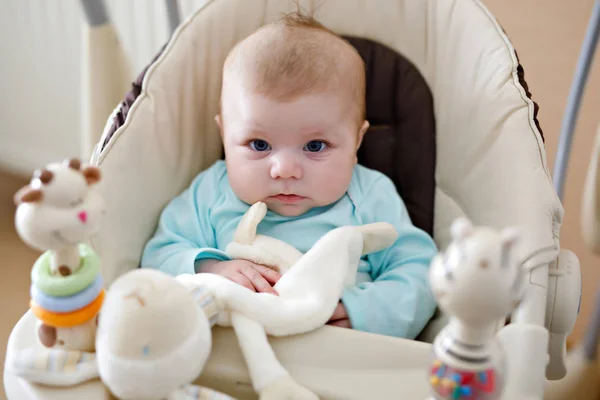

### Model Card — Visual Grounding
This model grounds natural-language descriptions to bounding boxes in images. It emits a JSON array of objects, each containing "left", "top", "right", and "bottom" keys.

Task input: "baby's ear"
[
  {"left": 215, "top": 114, "right": 223, "bottom": 136},
  {"left": 356, "top": 120, "right": 369, "bottom": 150}
]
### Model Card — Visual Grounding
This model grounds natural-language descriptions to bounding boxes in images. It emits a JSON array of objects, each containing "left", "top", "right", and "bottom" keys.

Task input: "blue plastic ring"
[{"left": 30, "top": 273, "right": 103, "bottom": 313}]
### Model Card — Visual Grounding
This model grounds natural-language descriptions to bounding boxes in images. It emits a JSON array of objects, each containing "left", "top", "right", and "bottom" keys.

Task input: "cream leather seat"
[{"left": 4, "top": 0, "right": 580, "bottom": 399}]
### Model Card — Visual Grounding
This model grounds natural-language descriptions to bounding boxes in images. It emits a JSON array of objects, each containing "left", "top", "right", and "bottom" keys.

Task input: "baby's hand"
[
  {"left": 327, "top": 301, "right": 352, "bottom": 328},
  {"left": 199, "top": 259, "right": 281, "bottom": 295}
]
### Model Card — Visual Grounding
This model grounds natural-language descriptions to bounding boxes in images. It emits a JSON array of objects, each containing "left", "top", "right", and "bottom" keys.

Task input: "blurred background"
[{"left": 0, "top": 0, "right": 599, "bottom": 398}]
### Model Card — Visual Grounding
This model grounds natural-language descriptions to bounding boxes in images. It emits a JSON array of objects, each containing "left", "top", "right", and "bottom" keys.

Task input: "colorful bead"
[
  {"left": 430, "top": 360, "right": 500, "bottom": 399},
  {"left": 30, "top": 290, "right": 104, "bottom": 328},
  {"left": 436, "top": 364, "right": 447, "bottom": 377},
  {"left": 460, "top": 372, "right": 474, "bottom": 385},
  {"left": 30, "top": 274, "right": 103, "bottom": 313},
  {"left": 478, "top": 370, "right": 495, "bottom": 392},
  {"left": 30, "top": 244, "right": 101, "bottom": 297},
  {"left": 452, "top": 386, "right": 462, "bottom": 399},
  {"left": 478, "top": 371, "right": 487, "bottom": 383}
]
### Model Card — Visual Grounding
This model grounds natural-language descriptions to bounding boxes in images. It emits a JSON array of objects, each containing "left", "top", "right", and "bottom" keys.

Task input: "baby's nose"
[
  {"left": 271, "top": 156, "right": 302, "bottom": 179},
  {"left": 78, "top": 211, "right": 88, "bottom": 223}
]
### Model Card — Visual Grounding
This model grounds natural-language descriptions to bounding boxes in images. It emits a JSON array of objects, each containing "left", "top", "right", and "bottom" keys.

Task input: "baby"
[{"left": 141, "top": 13, "right": 438, "bottom": 339}]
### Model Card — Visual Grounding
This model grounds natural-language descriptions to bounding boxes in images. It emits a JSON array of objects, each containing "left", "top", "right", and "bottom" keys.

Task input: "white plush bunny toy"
[
  {"left": 175, "top": 202, "right": 398, "bottom": 399},
  {"left": 97, "top": 201, "right": 398, "bottom": 400}
]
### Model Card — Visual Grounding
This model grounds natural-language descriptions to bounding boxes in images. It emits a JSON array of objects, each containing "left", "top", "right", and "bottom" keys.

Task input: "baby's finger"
[
  {"left": 329, "top": 302, "right": 347, "bottom": 321},
  {"left": 227, "top": 273, "right": 256, "bottom": 292},
  {"left": 328, "top": 319, "right": 351, "bottom": 328},
  {"left": 240, "top": 266, "right": 279, "bottom": 295},
  {"left": 251, "top": 264, "right": 281, "bottom": 285}
]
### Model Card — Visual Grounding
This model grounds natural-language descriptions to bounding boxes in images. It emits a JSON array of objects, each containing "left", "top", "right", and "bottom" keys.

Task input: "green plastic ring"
[{"left": 31, "top": 244, "right": 101, "bottom": 297}]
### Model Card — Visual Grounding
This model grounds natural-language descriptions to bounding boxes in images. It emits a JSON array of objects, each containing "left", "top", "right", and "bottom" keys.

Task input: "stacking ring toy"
[
  {"left": 30, "top": 274, "right": 103, "bottom": 313},
  {"left": 30, "top": 290, "right": 105, "bottom": 328},
  {"left": 31, "top": 244, "right": 100, "bottom": 297}
]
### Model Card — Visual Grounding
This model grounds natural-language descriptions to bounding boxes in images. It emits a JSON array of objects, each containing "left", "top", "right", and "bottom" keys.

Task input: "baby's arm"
[
  {"left": 141, "top": 167, "right": 231, "bottom": 276},
  {"left": 341, "top": 175, "right": 438, "bottom": 339}
]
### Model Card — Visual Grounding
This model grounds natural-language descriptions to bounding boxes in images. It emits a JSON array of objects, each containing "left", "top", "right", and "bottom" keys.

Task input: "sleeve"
[
  {"left": 341, "top": 175, "right": 438, "bottom": 339},
  {"left": 140, "top": 166, "right": 232, "bottom": 276}
]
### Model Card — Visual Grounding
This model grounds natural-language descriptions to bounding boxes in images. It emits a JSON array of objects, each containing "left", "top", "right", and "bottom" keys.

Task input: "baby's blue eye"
[
  {"left": 304, "top": 140, "right": 327, "bottom": 153},
  {"left": 249, "top": 140, "right": 271, "bottom": 152}
]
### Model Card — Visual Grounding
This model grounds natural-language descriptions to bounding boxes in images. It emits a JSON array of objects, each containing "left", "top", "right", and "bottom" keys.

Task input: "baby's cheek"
[
  {"left": 311, "top": 161, "right": 354, "bottom": 202},
  {"left": 228, "top": 166, "right": 268, "bottom": 203}
]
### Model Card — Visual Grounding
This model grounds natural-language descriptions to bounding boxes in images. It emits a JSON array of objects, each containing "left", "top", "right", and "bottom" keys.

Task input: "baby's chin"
[{"left": 265, "top": 202, "right": 312, "bottom": 217}]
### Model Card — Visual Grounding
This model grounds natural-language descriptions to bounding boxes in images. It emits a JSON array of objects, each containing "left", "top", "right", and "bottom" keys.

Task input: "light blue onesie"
[{"left": 141, "top": 160, "right": 438, "bottom": 339}]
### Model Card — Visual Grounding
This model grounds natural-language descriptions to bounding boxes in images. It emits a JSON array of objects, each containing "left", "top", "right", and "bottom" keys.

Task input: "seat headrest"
[
  {"left": 347, "top": 36, "right": 436, "bottom": 236},
  {"left": 91, "top": 0, "right": 561, "bottom": 285}
]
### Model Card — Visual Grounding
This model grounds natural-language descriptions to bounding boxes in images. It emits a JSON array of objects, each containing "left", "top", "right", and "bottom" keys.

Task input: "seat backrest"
[
  {"left": 91, "top": 0, "right": 561, "bottom": 286},
  {"left": 347, "top": 36, "right": 436, "bottom": 237}
]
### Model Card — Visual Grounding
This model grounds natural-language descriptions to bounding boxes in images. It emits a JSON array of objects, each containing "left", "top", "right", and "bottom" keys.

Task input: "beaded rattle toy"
[
  {"left": 13, "top": 158, "right": 106, "bottom": 352},
  {"left": 7, "top": 159, "right": 107, "bottom": 385},
  {"left": 7, "top": 159, "right": 239, "bottom": 398},
  {"left": 426, "top": 217, "right": 525, "bottom": 400}
]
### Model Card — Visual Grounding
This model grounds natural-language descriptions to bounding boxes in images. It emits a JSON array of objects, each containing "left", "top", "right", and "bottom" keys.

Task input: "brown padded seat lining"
[
  {"left": 346, "top": 36, "right": 436, "bottom": 236},
  {"left": 101, "top": 36, "right": 438, "bottom": 236}
]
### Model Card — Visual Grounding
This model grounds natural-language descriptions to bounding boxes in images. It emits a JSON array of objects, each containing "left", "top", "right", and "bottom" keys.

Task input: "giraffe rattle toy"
[
  {"left": 14, "top": 158, "right": 106, "bottom": 352},
  {"left": 427, "top": 217, "right": 525, "bottom": 400}
]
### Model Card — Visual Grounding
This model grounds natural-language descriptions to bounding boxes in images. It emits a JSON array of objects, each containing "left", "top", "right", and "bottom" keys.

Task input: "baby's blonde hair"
[{"left": 221, "top": 11, "right": 366, "bottom": 125}]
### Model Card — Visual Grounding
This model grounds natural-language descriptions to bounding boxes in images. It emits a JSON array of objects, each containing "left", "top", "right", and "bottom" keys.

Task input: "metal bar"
[
  {"left": 80, "top": 0, "right": 110, "bottom": 26},
  {"left": 553, "top": 0, "right": 600, "bottom": 200},
  {"left": 583, "top": 288, "right": 600, "bottom": 360},
  {"left": 165, "top": 0, "right": 181, "bottom": 35}
]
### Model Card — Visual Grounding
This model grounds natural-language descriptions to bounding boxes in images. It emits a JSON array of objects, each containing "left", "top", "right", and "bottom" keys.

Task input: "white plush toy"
[
  {"left": 96, "top": 268, "right": 236, "bottom": 400},
  {"left": 426, "top": 217, "right": 525, "bottom": 400},
  {"left": 6, "top": 159, "right": 107, "bottom": 386},
  {"left": 176, "top": 201, "right": 399, "bottom": 400},
  {"left": 94, "top": 201, "right": 397, "bottom": 400}
]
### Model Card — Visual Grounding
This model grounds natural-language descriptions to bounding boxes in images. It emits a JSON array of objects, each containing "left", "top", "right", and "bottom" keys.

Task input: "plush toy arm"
[
  {"left": 187, "top": 223, "right": 398, "bottom": 336},
  {"left": 5, "top": 348, "right": 98, "bottom": 387},
  {"left": 177, "top": 272, "right": 307, "bottom": 330},
  {"left": 168, "top": 383, "right": 238, "bottom": 400},
  {"left": 230, "top": 312, "right": 289, "bottom": 391},
  {"left": 230, "top": 312, "right": 318, "bottom": 400}
]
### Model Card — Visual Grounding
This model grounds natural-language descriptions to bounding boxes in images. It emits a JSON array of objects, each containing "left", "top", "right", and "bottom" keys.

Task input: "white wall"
[{"left": 0, "top": 0, "right": 207, "bottom": 176}]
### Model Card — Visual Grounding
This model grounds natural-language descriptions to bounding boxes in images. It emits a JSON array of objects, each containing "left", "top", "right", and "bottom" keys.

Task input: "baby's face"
[{"left": 218, "top": 90, "right": 368, "bottom": 217}]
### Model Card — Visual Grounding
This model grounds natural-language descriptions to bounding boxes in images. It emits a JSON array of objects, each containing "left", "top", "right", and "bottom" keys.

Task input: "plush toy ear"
[
  {"left": 500, "top": 227, "right": 520, "bottom": 268},
  {"left": 64, "top": 158, "right": 81, "bottom": 170},
  {"left": 501, "top": 227, "right": 520, "bottom": 247},
  {"left": 34, "top": 169, "right": 54, "bottom": 185},
  {"left": 233, "top": 202, "right": 267, "bottom": 245},
  {"left": 450, "top": 217, "right": 473, "bottom": 241},
  {"left": 14, "top": 186, "right": 43, "bottom": 205},
  {"left": 82, "top": 166, "right": 101, "bottom": 185},
  {"left": 357, "top": 222, "right": 397, "bottom": 255}
]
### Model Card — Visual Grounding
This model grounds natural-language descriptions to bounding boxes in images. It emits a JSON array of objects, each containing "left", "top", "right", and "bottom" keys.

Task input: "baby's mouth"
[{"left": 270, "top": 194, "right": 306, "bottom": 203}]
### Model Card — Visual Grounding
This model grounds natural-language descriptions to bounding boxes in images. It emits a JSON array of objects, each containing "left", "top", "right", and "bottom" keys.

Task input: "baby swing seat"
[{"left": 4, "top": 0, "right": 581, "bottom": 399}]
